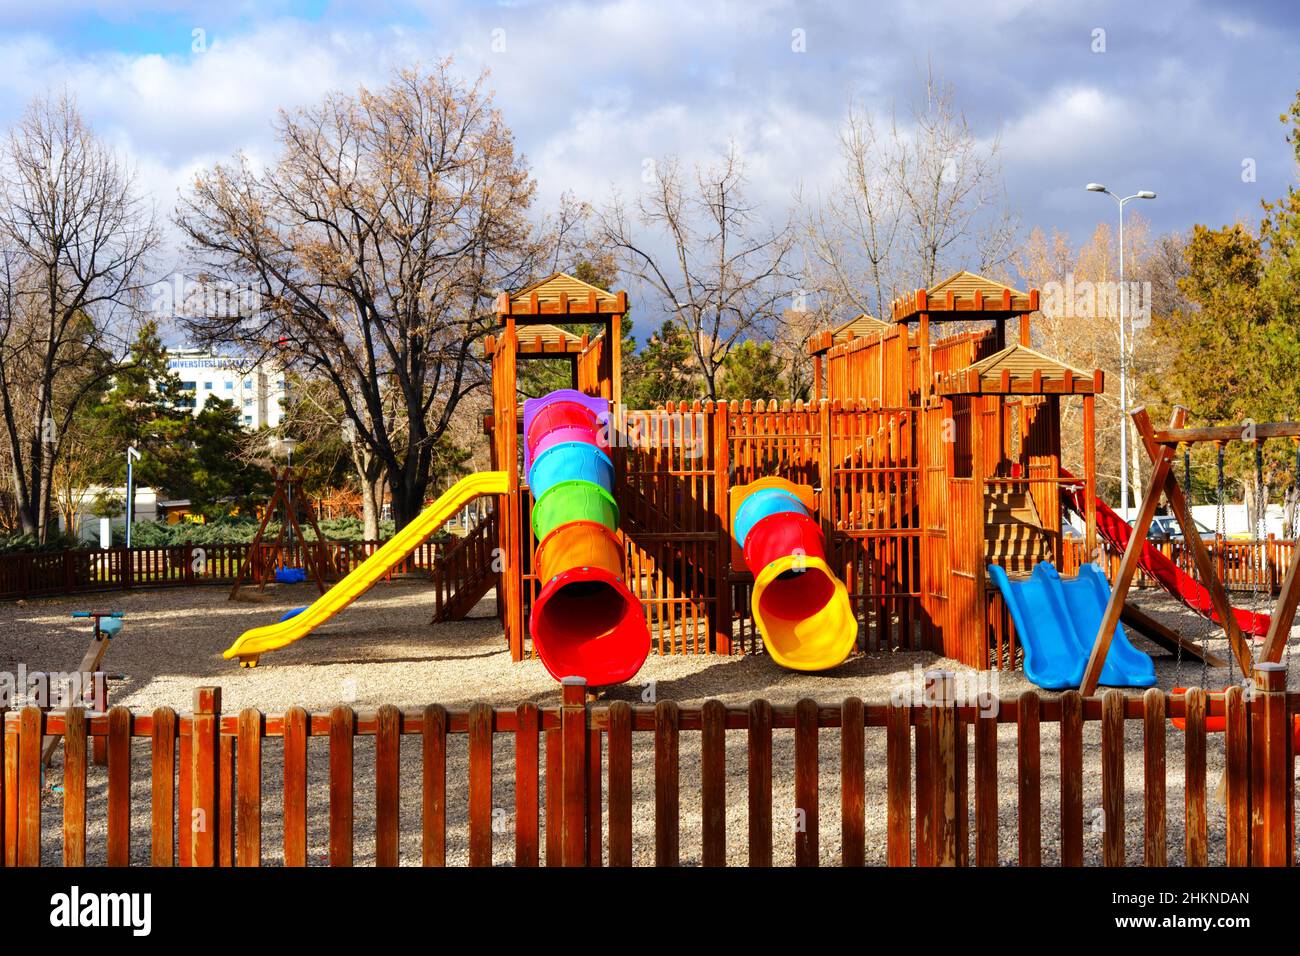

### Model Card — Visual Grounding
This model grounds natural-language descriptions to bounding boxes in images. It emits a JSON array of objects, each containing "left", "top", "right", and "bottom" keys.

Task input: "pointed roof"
[
  {"left": 892, "top": 270, "right": 1037, "bottom": 321},
  {"left": 805, "top": 311, "right": 894, "bottom": 355},
  {"left": 832, "top": 312, "right": 891, "bottom": 342},
  {"left": 483, "top": 323, "right": 589, "bottom": 358},
  {"left": 497, "top": 272, "right": 626, "bottom": 319},
  {"left": 935, "top": 344, "right": 1103, "bottom": 395}
]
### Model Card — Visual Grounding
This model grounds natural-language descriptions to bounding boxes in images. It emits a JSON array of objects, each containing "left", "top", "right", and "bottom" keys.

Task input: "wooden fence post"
[
  {"left": 559, "top": 677, "right": 588, "bottom": 867},
  {"left": 190, "top": 686, "right": 221, "bottom": 867},
  {"left": 712, "top": 401, "right": 732, "bottom": 656},
  {"left": 1250, "top": 663, "right": 1290, "bottom": 866},
  {"left": 927, "top": 670, "right": 960, "bottom": 866}
]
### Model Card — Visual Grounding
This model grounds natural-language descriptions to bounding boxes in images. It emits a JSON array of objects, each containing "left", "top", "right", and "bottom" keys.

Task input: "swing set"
[{"left": 1082, "top": 406, "right": 1300, "bottom": 704}]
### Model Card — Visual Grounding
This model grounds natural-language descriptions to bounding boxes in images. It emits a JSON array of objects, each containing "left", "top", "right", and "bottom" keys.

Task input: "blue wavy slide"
[{"left": 987, "top": 562, "right": 1156, "bottom": 690}]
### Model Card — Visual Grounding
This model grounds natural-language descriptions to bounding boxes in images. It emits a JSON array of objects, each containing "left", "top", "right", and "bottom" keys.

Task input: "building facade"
[{"left": 165, "top": 349, "right": 288, "bottom": 430}]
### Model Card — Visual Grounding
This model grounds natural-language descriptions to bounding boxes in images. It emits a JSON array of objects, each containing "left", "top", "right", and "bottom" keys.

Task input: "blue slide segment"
[{"left": 988, "top": 562, "right": 1156, "bottom": 690}]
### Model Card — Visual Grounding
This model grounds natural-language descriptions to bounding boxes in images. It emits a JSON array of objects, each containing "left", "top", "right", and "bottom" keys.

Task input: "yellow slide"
[{"left": 223, "top": 471, "right": 508, "bottom": 666}]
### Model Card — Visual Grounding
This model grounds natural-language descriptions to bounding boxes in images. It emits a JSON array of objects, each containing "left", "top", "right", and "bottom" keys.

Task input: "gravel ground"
[{"left": 3, "top": 581, "right": 1296, "bottom": 866}]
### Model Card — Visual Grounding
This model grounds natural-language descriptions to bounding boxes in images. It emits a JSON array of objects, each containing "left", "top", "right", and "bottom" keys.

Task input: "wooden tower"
[{"left": 486, "top": 272, "right": 628, "bottom": 660}]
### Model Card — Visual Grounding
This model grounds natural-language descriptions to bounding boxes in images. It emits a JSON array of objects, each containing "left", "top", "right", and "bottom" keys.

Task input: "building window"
[
  {"left": 180, "top": 381, "right": 196, "bottom": 391},
  {"left": 243, "top": 398, "right": 252, "bottom": 407},
  {"left": 225, "top": 381, "right": 234, "bottom": 390},
  {"left": 243, "top": 379, "right": 253, "bottom": 389},
  {"left": 204, "top": 381, "right": 214, "bottom": 390},
  {"left": 243, "top": 415, "right": 253, "bottom": 425}
]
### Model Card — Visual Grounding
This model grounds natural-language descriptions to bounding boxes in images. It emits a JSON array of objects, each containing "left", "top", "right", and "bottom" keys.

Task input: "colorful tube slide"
[
  {"left": 988, "top": 561, "right": 1155, "bottom": 690},
  {"left": 525, "top": 389, "right": 649, "bottom": 686},
  {"left": 1060, "top": 470, "right": 1270, "bottom": 637},
  {"left": 223, "top": 471, "right": 508, "bottom": 666},
  {"left": 731, "top": 478, "right": 857, "bottom": 670}
]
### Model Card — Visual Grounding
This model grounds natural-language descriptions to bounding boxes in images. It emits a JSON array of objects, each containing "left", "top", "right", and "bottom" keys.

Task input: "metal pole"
[
  {"left": 1118, "top": 199, "right": 1128, "bottom": 519},
  {"left": 125, "top": 446, "right": 140, "bottom": 548}
]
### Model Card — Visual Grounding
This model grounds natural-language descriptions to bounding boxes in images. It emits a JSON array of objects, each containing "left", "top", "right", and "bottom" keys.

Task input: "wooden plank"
[
  {"left": 1017, "top": 692, "right": 1041, "bottom": 866},
  {"left": 1059, "top": 691, "right": 1083, "bottom": 866},
  {"left": 794, "top": 698, "right": 819, "bottom": 867},
  {"left": 747, "top": 699, "right": 772, "bottom": 867},
  {"left": 1224, "top": 686, "right": 1248, "bottom": 866},
  {"left": 283, "top": 706, "right": 308, "bottom": 867},
  {"left": 1153, "top": 421, "right": 1300, "bottom": 444},
  {"left": 1101, "top": 690, "right": 1125, "bottom": 866},
  {"left": 376, "top": 704, "right": 401, "bottom": 867},
  {"left": 467, "top": 702, "right": 492, "bottom": 867},
  {"left": 701, "top": 699, "right": 726, "bottom": 866},
  {"left": 607, "top": 701, "right": 633, "bottom": 868},
  {"left": 654, "top": 700, "right": 679, "bottom": 867},
  {"left": 545, "top": 728, "right": 560, "bottom": 866},
  {"left": 237, "top": 708, "right": 263, "bottom": 867},
  {"left": 63, "top": 708, "right": 86, "bottom": 867},
  {"left": 841, "top": 697, "right": 866, "bottom": 867},
  {"left": 515, "top": 702, "right": 540, "bottom": 867},
  {"left": 1183, "top": 688, "right": 1207, "bottom": 867},
  {"left": 177, "top": 725, "right": 192, "bottom": 867},
  {"left": 106, "top": 706, "right": 131, "bottom": 866},
  {"left": 886, "top": 702, "right": 911, "bottom": 866},
  {"left": 974, "top": 709, "right": 997, "bottom": 866},
  {"left": 1143, "top": 689, "right": 1167, "bottom": 867},
  {"left": 421, "top": 704, "right": 446, "bottom": 867},
  {"left": 932, "top": 694, "right": 958, "bottom": 866},
  {"left": 17, "top": 707, "right": 39, "bottom": 866},
  {"left": 218, "top": 733, "right": 234, "bottom": 866},
  {"left": 1260, "top": 535, "right": 1300, "bottom": 663}
]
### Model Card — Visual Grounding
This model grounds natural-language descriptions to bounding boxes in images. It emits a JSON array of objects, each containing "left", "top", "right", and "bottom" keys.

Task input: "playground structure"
[
  {"left": 229, "top": 465, "right": 335, "bottom": 601},
  {"left": 225, "top": 268, "right": 1289, "bottom": 689},
  {"left": 484, "top": 270, "right": 1185, "bottom": 680}
]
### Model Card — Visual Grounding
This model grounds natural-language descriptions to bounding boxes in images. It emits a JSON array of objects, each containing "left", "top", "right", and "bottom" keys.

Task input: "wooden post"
[
  {"left": 1082, "top": 394, "right": 1097, "bottom": 558},
  {"left": 1250, "top": 662, "right": 1289, "bottom": 866},
  {"left": 189, "top": 686, "right": 221, "bottom": 867},
  {"left": 1080, "top": 407, "right": 1185, "bottom": 695},
  {"left": 559, "top": 677, "right": 588, "bottom": 867},
  {"left": 712, "top": 402, "right": 732, "bottom": 655}
]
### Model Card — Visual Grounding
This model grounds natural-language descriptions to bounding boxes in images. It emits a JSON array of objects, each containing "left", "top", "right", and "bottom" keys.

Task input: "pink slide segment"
[{"left": 1062, "top": 475, "right": 1270, "bottom": 637}]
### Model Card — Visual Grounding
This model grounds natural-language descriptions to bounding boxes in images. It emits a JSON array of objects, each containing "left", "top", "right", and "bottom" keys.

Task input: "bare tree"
[
  {"left": 804, "top": 71, "right": 1017, "bottom": 326},
  {"left": 601, "top": 144, "right": 796, "bottom": 400},
  {"left": 177, "top": 63, "right": 542, "bottom": 529},
  {"left": 0, "top": 92, "right": 158, "bottom": 541}
]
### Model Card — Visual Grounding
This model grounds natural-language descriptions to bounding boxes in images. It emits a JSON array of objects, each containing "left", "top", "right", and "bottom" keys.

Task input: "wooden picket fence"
[{"left": 2, "top": 666, "right": 1294, "bottom": 867}]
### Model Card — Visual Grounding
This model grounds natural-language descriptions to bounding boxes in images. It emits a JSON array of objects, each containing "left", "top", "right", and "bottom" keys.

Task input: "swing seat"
[{"left": 275, "top": 567, "right": 307, "bottom": 584}]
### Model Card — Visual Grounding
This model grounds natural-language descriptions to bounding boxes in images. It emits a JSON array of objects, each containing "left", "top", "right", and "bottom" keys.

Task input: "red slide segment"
[{"left": 1062, "top": 473, "right": 1269, "bottom": 637}]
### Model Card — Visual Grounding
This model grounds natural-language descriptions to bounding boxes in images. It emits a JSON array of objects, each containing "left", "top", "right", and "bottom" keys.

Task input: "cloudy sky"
[{"left": 2, "top": 0, "right": 1296, "bottom": 319}]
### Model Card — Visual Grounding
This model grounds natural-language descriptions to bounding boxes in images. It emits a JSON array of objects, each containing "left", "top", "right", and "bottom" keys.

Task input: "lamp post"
[
  {"left": 125, "top": 446, "right": 141, "bottom": 548},
  {"left": 1085, "top": 183, "right": 1156, "bottom": 519}
]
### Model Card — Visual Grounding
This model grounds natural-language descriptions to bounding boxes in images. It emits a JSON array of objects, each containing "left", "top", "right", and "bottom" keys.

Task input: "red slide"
[{"left": 1061, "top": 472, "right": 1270, "bottom": 637}]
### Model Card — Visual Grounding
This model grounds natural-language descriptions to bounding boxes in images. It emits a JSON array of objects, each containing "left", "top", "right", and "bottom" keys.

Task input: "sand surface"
[{"left": 3, "top": 581, "right": 1295, "bottom": 866}]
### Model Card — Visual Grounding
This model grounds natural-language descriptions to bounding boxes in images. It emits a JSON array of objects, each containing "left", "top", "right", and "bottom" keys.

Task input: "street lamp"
[
  {"left": 125, "top": 446, "right": 141, "bottom": 548},
  {"left": 1085, "top": 183, "right": 1157, "bottom": 518}
]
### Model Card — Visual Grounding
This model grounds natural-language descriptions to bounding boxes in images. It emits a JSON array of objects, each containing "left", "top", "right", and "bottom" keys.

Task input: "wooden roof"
[
  {"left": 892, "top": 270, "right": 1038, "bottom": 322},
  {"left": 934, "top": 344, "right": 1103, "bottom": 396},
  {"left": 483, "top": 323, "right": 590, "bottom": 357},
  {"left": 496, "top": 272, "right": 626, "bottom": 320},
  {"left": 806, "top": 311, "right": 892, "bottom": 355}
]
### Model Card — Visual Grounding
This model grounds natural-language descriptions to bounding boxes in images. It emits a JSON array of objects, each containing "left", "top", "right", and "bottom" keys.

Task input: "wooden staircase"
[
  {"left": 431, "top": 511, "right": 499, "bottom": 621},
  {"left": 984, "top": 488, "right": 1051, "bottom": 575}
]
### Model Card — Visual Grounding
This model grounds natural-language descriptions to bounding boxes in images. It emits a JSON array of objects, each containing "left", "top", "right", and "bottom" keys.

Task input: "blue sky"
[{"left": 2, "top": 0, "right": 1296, "bottom": 299}]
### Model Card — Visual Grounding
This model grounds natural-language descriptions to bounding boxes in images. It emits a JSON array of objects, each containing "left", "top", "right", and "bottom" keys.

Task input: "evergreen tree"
[{"left": 719, "top": 340, "right": 786, "bottom": 402}]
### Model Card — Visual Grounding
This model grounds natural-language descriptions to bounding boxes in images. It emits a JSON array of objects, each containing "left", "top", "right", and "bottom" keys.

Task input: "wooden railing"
[
  {"left": 1063, "top": 535, "right": 1297, "bottom": 595},
  {"left": 3, "top": 666, "right": 1294, "bottom": 867},
  {"left": 0, "top": 536, "right": 469, "bottom": 601}
]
